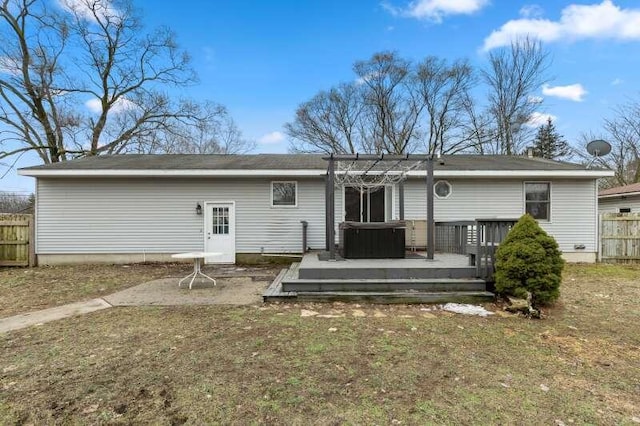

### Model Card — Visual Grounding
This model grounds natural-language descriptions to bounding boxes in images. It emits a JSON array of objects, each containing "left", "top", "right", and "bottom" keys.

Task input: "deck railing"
[
  {"left": 434, "top": 218, "right": 518, "bottom": 281},
  {"left": 473, "top": 219, "right": 518, "bottom": 280},
  {"left": 435, "top": 221, "right": 474, "bottom": 254}
]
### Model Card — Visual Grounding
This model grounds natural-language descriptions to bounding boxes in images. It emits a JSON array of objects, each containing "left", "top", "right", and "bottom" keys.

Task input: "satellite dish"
[{"left": 586, "top": 139, "right": 611, "bottom": 157}]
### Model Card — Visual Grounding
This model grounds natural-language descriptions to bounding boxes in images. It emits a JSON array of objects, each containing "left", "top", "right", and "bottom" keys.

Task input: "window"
[
  {"left": 619, "top": 207, "right": 631, "bottom": 213},
  {"left": 271, "top": 181, "right": 297, "bottom": 207},
  {"left": 212, "top": 207, "right": 229, "bottom": 234},
  {"left": 525, "top": 182, "right": 550, "bottom": 221},
  {"left": 434, "top": 180, "right": 452, "bottom": 198}
]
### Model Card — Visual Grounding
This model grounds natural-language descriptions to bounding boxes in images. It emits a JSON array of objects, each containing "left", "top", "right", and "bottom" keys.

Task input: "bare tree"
[
  {"left": 460, "top": 93, "right": 495, "bottom": 154},
  {"left": 138, "top": 102, "right": 255, "bottom": 154},
  {"left": 354, "top": 52, "right": 420, "bottom": 154},
  {"left": 0, "top": 0, "right": 197, "bottom": 164},
  {"left": 0, "top": 192, "right": 33, "bottom": 213},
  {"left": 580, "top": 100, "right": 640, "bottom": 187},
  {"left": 604, "top": 100, "right": 640, "bottom": 185},
  {"left": 482, "top": 37, "right": 550, "bottom": 155},
  {"left": 286, "top": 51, "right": 477, "bottom": 155},
  {"left": 285, "top": 83, "right": 366, "bottom": 154},
  {"left": 415, "top": 56, "right": 476, "bottom": 154}
]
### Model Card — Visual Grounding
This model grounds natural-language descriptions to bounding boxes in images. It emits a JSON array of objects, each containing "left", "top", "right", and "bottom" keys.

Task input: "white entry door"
[{"left": 204, "top": 202, "right": 235, "bottom": 263}]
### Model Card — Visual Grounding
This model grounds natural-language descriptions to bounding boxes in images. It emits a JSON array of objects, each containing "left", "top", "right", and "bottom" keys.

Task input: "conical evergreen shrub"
[{"left": 494, "top": 214, "right": 564, "bottom": 306}]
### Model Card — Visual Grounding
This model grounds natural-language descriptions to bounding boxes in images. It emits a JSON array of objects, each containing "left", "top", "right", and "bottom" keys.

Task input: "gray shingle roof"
[
  {"left": 599, "top": 182, "right": 640, "bottom": 196},
  {"left": 20, "top": 154, "right": 326, "bottom": 170},
  {"left": 19, "top": 153, "right": 594, "bottom": 172}
]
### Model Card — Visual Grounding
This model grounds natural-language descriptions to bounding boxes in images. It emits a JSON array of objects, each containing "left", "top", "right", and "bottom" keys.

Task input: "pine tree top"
[{"left": 532, "top": 118, "right": 571, "bottom": 160}]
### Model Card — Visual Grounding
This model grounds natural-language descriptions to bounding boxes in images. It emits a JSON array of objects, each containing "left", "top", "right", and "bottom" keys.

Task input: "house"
[
  {"left": 18, "top": 154, "right": 612, "bottom": 266},
  {"left": 598, "top": 183, "right": 640, "bottom": 214}
]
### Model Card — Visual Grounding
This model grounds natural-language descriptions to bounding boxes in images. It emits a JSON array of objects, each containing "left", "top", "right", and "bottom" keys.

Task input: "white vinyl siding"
[
  {"left": 598, "top": 195, "right": 640, "bottom": 214},
  {"left": 402, "top": 178, "right": 597, "bottom": 253},
  {"left": 36, "top": 177, "right": 326, "bottom": 254},
  {"left": 35, "top": 176, "right": 599, "bottom": 256}
]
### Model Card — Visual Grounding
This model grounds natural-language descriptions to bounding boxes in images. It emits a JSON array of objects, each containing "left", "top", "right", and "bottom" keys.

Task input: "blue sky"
[{"left": 3, "top": 0, "right": 640, "bottom": 192}]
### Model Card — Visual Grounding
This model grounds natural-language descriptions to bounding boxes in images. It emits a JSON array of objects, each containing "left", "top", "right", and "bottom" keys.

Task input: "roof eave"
[
  {"left": 413, "top": 170, "right": 614, "bottom": 178},
  {"left": 17, "top": 169, "right": 327, "bottom": 177},
  {"left": 18, "top": 168, "right": 614, "bottom": 178},
  {"left": 599, "top": 191, "right": 640, "bottom": 199}
]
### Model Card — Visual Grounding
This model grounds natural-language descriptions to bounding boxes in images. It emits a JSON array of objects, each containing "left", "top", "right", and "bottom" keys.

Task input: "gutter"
[
  {"left": 19, "top": 169, "right": 614, "bottom": 179},
  {"left": 599, "top": 191, "right": 640, "bottom": 199}
]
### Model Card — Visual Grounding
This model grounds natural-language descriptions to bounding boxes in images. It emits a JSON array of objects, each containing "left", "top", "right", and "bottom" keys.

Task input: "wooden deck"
[{"left": 263, "top": 252, "right": 493, "bottom": 304}]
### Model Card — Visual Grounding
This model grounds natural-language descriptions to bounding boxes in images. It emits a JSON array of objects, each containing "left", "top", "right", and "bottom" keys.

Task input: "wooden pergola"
[{"left": 323, "top": 154, "right": 436, "bottom": 261}]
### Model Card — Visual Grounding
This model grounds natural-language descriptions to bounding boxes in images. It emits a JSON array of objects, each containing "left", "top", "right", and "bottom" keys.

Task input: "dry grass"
[
  {"left": 0, "top": 264, "right": 179, "bottom": 317},
  {"left": 0, "top": 263, "right": 639, "bottom": 424}
]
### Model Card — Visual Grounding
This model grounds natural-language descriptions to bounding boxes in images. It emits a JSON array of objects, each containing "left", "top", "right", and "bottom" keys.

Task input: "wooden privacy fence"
[
  {"left": 600, "top": 213, "right": 640, "bottom": 264},
  {"left": 0, "top": 214, "right": 35, "bottom": 267}
]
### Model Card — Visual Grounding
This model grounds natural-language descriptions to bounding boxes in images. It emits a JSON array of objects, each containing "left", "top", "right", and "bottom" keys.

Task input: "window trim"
[
  {"left": 434, "top": 180, "right": 452, "bottom": 199},
  {"left": 524, "top": 181, "right": 552, "bottom": 222},
  {"left": 271, "top": 181, "right": 298, "bottom": 208}
]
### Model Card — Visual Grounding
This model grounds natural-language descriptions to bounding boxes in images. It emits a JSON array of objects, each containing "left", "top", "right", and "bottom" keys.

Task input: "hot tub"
[{"left": 339, "top": 221, "right": 406, "bottom": 259}]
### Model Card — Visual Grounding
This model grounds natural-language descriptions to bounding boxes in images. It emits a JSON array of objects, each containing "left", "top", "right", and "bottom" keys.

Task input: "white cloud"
[
  {"left": 519, "top": 4, "right": 544, "bottom": 19},
  {"left": 85, "top": 97, "right": 137, "bottom": 114},
  {"left": 383, "top": 0, "right": 490, "bottom": 22},
  {"left": 482, "top": 1, "right": 640, "bottom": 51},
  {"left": 526, "top": 112, "right": 557, "bottom": 127},
  {"left": 528, "top": 95, "right": 544, "bottom": 104},
  {"left": 542, "top": 83, "right": 587, "bottom": 102},
  {"left": 57, "top": 0, "right": 121, "bottom": 23},
  {"left": 258, "top": 131, "right": 285, "bottom": 145},
  {"left": 611, "top": 78, "right": 623, "bottom": 85}
]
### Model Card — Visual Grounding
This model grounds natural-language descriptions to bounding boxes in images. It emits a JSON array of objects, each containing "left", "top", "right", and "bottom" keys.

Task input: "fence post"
[
  {"left": 597, "top": 213, "right": 602, "bottom": 263},
  {"left": 28, "top": 214, "right": 36, "bottom": 266}
]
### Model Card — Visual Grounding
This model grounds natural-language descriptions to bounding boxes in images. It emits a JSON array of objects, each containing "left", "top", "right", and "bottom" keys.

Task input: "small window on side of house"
[
  {"left": 271, "top": 181, "right": 297, "bottom": 207},
  {"left": 434, "top": 180, "right": 452, "bottom": 199},
  {"left": 619, "top": 207, "right": 631, "bottom": 213},
  {"left": 524, "top": 182, "right": 550, "bottom": 221}
]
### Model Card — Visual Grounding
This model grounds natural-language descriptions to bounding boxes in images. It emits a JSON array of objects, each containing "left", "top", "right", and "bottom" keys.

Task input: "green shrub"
[{"left": 494, "top": 214, "right": 564, "bottom": 306}]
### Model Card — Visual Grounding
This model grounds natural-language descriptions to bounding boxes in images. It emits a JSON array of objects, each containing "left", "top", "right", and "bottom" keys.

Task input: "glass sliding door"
[{"left": 344, "top": 186, "right": 387, "bottom": 222}]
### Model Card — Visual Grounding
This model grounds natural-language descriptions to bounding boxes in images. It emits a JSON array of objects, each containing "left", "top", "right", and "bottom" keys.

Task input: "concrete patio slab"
[
  {"left": 103, "top": 276, "right": 270, "bottom": 306},
  {"left": 0, "top": 298, "right": 112, "bottom": 333},
  {"left": 0, "top": 267, "right": 278, "bottom": 333}
]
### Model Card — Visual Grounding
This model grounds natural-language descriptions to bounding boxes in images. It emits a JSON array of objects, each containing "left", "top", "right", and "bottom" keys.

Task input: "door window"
[{"left": 212, "top": 207, "right": 230, "bottom": 234}]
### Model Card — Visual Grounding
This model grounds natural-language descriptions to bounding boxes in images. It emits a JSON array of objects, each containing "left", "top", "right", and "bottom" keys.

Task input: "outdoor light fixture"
[{"left": 195, "top": 202, "right": 202, "bottom": 215}]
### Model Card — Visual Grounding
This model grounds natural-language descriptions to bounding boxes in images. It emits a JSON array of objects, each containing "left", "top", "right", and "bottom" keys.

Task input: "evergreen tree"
[
  {"left": 494, "top": 214, "right": 564, "bottom": 307},
  {"left": 532, "top": 118, "right": 571, "bottom": 160}
]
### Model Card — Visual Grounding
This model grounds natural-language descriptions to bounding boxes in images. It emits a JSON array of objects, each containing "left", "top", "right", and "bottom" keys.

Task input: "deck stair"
[{"left": 264, "top": 255, "right": 494, "bottom": 304}]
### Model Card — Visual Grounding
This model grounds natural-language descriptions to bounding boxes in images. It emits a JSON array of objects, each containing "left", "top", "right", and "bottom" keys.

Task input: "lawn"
[
  {"left": 0, "top": 264, "right": 183, "bottom": 317},
  {"left": 1, "top": 263, "right": 639, "bottom": 424}
]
